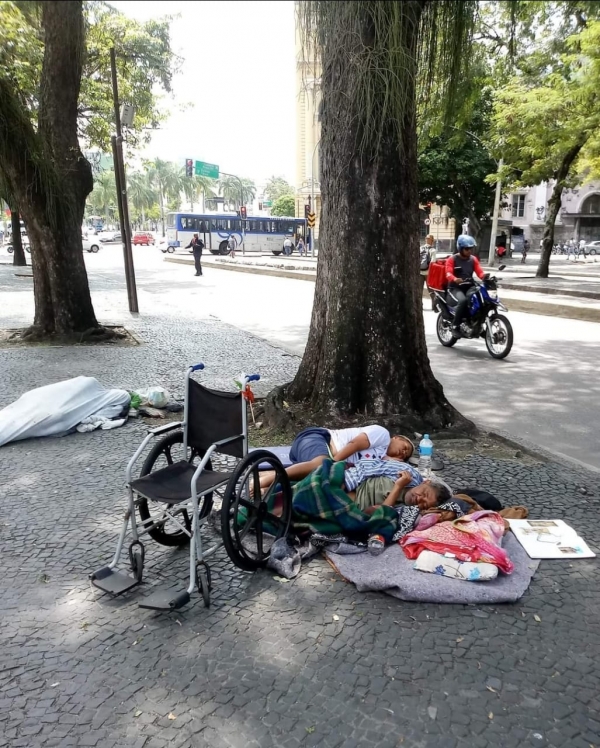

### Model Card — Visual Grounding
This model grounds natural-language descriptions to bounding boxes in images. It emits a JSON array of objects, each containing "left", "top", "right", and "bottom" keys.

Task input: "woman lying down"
[{"left": 287, "top": 454, "right": 527, "bottom": 550}]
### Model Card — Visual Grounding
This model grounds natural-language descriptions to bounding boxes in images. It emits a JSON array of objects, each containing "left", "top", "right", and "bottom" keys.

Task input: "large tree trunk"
[
  {"left": 10, "top": 208, "right": 27, "bottom": 267},
  {"left": 0, "top": 1, "right": 98, "bottom": 336},
  {"left": 537, "top": 141, "right": 584, "bottom": 278},
  {"left": 287, "top": 2, "right": 467, "bottom": 432}
]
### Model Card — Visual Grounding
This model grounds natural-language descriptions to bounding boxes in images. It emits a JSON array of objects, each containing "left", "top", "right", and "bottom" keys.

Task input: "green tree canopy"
[
  {"left": 0, "top": 0, "right": 178, "bottom": 150},
  {"left": 490, "top": 11, "right": 600, "bottom": 276},
  {"left": 264, "top": 176, "right": 294, "bottom": 202},
  {"left": 271, "top": 194, "right": 296, "bottom": 216}
]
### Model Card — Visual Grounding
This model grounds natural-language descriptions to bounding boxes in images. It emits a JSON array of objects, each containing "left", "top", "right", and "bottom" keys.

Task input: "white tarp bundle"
[{"left": 0, "top": 376, "right": 130, "bottom": 447}]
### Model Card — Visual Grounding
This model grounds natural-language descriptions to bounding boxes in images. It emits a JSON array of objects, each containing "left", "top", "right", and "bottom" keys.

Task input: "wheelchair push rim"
[
  {"left": 221, "top": 450, "right": 293, "bottom": 571},
  {"left": 137, "top": 430, "right": 213, "bottom": 547}
]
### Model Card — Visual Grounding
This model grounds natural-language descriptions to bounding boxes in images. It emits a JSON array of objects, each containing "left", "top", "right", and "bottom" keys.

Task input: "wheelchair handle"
[
  {"left": 190, "top": 363, "right": 205, "bottom": 372},
  {"left": 245, "top": 374, "right": 260, "bottom": 383}
]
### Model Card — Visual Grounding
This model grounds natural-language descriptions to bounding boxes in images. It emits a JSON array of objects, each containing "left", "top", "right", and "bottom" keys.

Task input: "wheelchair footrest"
[
  {"left": 90, "top": 567, "right": 140, "bottom": 595},
  {"left": 138, "top": 588, "right": 190, "bottom": 611}
]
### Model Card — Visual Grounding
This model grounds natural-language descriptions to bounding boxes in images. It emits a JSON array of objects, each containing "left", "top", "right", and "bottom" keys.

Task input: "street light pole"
[
  {"left": 220, "top": 171, "right": 246, "bottom": 256},
  {"left": 488, "top": 158, "right": 504, "bottom": 268},
  {"left": 110, "top": 48, "right": 138, "bottom": 313}
]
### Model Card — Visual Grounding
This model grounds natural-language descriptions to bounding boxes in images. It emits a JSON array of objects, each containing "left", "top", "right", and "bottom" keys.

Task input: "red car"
[{"left": 133, "top": 232, "right": 155, "bottom": 246}]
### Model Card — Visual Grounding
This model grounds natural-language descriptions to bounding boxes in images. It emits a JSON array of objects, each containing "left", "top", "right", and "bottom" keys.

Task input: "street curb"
[
  {"left": 499, "top": 296, "right": 600, "bottom": 323},
  {"left": 478, "top": 423, "right": 600, "bottom": 476},
  {"left": 164, "top": 255, "right": 600, "bottom": 323},
  {"left": 500, "top": 281, "right": 600, "bottom": 301},
  {"left": 165, "top": 256, "right": 316, "bottom": 282}
]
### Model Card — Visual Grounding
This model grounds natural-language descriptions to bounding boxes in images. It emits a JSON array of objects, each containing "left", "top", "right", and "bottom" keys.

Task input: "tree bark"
[
  {"left": 10, "top": 208, "right": 27, "bottom": 267},
  {"left": 537, "top": 141, "right": 585, "bottom": 278},
  {"left": 0, "top": 1, "right": 99, "bottom": 336},
  {"left": 287, "top": 2, "right": 468, "bottom": 432}
]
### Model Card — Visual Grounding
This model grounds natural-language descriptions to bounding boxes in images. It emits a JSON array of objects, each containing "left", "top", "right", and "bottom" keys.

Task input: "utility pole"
[
  {"left": 220, "top": 171, "right": 246, "bottom": 255},
  {"left": 488, "top": 158, "right": 504, "bottom": 268},
  {"left": 110, "top": 47, "right": 139, "bottom": 313}
]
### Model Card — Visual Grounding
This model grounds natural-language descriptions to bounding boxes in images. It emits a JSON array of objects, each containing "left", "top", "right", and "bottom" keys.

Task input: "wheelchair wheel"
[
  {"left": 221, "top": 450, "right": 293, "bottom": 571},
  {"left": 138, "top": 430, "right": 213, "bottom": 547},
  {"left": 197, "top": 562, "right": 211, "bottom": 608}
]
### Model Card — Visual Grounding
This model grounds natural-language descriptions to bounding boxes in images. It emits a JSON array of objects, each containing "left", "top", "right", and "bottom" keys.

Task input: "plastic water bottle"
[
  {"left": 368, "top": 534, "right": 385, "bottom": 556},
  {"left": 418, "top": 434, "right": 434, "bottom": 479}
]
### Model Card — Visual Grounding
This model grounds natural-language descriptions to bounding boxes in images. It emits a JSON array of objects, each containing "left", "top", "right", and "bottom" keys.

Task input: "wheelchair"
[{"left": 91, "top": 363, "right": 293, "bottom": 610}]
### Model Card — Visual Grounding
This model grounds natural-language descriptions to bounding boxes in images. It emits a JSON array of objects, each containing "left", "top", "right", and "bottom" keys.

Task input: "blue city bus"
[{"left": 166, "top": 212, "right": 306, "bottom": 255}]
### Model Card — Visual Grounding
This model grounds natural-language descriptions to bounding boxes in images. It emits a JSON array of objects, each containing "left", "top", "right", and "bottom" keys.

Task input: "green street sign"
[
  {"left": 263, "top": 200, "right": 272, "bottom": 207},
  {"left": 195, "top": 160, "right": 219, "bottom": 179}
]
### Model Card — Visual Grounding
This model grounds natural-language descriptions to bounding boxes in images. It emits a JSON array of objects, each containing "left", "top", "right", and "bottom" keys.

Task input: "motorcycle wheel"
[
  {"left": 436, "top": 313, "right": 457, "bottom": 347},
  {"left": 485, "top": 314, "right": 513, "bottom": 359}
]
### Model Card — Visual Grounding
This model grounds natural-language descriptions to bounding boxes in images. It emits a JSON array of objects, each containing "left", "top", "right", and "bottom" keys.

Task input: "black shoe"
[
  {"left": 451, "top": 326, "right": 462, "bottom": 338},
  {"left": 195, "top": 273, "right": 200, "bottom": 276}
]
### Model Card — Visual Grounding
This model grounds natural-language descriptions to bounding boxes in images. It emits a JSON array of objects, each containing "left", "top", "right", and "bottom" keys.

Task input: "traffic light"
[
  {"left": 240, "top": 206, "right": 247, "bottom": 219},
  {"left": 304, "top": 204, "right": 310, "bottom": 219},
  {"left": 185, "top": 158, "right": 193, "bottom": 177},
  {"left": 258, "top": 202, "right": 263, "bottom": 211}
]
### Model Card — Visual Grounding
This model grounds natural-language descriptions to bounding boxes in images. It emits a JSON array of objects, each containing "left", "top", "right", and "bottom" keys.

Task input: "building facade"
[
  {"left": 294, "top": 23, "right": 322, "bottom": 244},
  {"left": 506, "top": 181, "right": 600, "bottom": 245}
]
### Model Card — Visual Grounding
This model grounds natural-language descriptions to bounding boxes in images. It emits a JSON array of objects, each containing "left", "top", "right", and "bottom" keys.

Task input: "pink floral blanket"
[{"left": 400, "top": 510, "right": 514, "bottom": 574}]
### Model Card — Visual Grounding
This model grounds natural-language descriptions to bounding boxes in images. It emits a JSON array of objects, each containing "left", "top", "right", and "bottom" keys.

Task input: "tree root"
[
  {"left": 7, "top": 325, "right": 129, "bottom": 345},
  {"left": 262, "top": 384, "right": 477, "bottom": 441}
]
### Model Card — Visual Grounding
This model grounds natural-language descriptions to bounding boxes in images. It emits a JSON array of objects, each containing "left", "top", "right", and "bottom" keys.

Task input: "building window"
[
  {"left": 582, "top": 194, "right": 600, "bottom": 215},
  {"left": 512, "top": 194, "right": 525, "bottom": 218}
]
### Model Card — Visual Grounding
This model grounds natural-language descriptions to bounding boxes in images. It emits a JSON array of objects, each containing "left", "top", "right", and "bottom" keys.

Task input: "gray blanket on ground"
[{"left": 326, "top": 533, "right": 540, "bottom": 604}]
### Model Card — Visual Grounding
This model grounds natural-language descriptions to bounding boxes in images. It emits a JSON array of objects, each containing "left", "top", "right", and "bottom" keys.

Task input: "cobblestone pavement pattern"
[{"left": 1, "top": 262, "right": 599, "bottom": 748}]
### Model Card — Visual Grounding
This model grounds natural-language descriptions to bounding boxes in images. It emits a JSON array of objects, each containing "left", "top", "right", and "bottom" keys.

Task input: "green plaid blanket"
[{"left": 292, "top": 459, "right": 398, "bottom": 543}]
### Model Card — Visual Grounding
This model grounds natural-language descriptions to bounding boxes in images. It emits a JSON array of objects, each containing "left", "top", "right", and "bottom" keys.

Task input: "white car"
[
  {"left": 82, "top": 236, "right": 100, "bottom": 253},
  {"left": 159, "top": 239, "right": 175, "bottom": 253},
  {"left": 584, "top": 240, "right": 600, "bottom": 255}
]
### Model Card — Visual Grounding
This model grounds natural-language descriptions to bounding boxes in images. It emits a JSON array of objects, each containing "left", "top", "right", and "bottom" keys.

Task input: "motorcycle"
[{"left": 431, "top": 266, "right": 513, "bottom": 359}]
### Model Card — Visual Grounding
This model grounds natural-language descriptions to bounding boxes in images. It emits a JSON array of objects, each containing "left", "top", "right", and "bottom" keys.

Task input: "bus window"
[
  {"left": 167, "top": 213, "right": 175, "bottom": 228},
  {"left": 199, "top": 221, "right": 207, "bottom": 232}
]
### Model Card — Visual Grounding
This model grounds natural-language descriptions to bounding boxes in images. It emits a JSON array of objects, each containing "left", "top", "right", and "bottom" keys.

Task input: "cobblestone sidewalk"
[{"left": 1, "top": 266, "right": 599, "bottom": 748}]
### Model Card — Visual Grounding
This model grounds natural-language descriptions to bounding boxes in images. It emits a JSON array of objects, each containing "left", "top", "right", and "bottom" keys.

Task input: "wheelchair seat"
[{"left": 130, "top": 461, "right": 233, "bottom": 505}]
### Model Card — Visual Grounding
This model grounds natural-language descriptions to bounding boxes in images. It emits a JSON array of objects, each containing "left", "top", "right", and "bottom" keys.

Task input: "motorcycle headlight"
[{"left": 487, "top": 289, "right": 498, "bottom": 299}]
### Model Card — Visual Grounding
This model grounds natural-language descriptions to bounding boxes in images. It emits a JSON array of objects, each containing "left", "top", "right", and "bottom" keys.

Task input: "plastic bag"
[{"left": 147, "top": 386, "right": 169, "bottom": 408}]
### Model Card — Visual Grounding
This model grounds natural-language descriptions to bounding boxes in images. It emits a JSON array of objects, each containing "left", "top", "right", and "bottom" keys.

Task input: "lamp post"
[
  {"left": 448, "top": 126, "right": 503, "bottom": 267},
  {"left": 220, "top": 171, "right": 246, "bottom": 255}
]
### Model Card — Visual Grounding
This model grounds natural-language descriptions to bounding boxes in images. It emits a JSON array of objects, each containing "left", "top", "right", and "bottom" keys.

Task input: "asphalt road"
[{"left": 3, "top": 243, "right": 599, "bottom": 470}]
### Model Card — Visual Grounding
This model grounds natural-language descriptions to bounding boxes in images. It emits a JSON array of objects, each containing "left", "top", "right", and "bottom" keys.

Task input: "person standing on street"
[
  {"left": 296, "top": 236, "right": 305, "bottom": 256},
  {"left": 567, "top": 238, "right": 575, "bottom": 261},
  {"left": 185, "top": 233, "right": 204, "bottom": 276},
  {"left": 579, "top": 237, "right": 587, "bottom": 260},
  {"left": 283, "top": 236, "right": 294, "bottom": 256},
  {"left": 227, "top": 234, "right": 237, "bottom": 258},
  {"left": 419, "top": 234, "right": 436, "bottom": 310}
]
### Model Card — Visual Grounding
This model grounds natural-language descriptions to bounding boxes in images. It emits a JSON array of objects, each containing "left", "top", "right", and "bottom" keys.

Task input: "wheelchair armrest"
[
  {"left": 125, "top": 422, "right": 182, "bottom": 484},
  {"left": 149, "top": 421, "right": 183, "bottom": 436},
  {"left": 213, "top": 434, "right": 243, "bottom": 448}
]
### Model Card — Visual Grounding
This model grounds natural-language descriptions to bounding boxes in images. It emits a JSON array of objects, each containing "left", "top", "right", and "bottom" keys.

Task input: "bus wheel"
[
  {"left": 272, "top": 250, "right": 282, "bottom": 256},
  {"left": 219, "top": 241, "right": 229, "bottom": 255}
]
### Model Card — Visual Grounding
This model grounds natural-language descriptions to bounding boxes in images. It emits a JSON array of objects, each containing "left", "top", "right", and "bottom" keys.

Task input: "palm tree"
[
  {"left": 285, "top": 0, "right": 478, "bottom": 427},
  {"left": 88, "top": 170, "right": 117, "bottom": 227},
  {"left": 146, "top": 158, "right": 185, "bottom": 236},
  {"left": 218, "top": 175, "right": 256, "bottom": 210},
  {"left": 181, "top": 172, "right": 216, "bottom": 212},
  {"left": 127, "top": 171, "right": 156, "bottom": 230}
]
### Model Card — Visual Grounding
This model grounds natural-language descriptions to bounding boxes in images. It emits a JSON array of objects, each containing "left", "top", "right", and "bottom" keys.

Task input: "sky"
[{"left": 111, "top": 0, "right": 297, "bottom": 189}]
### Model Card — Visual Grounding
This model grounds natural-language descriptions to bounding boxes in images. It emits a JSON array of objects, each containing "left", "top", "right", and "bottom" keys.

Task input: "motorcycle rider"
[{"left": 445, "top": 234, "right": 486, "bottom": 337}]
